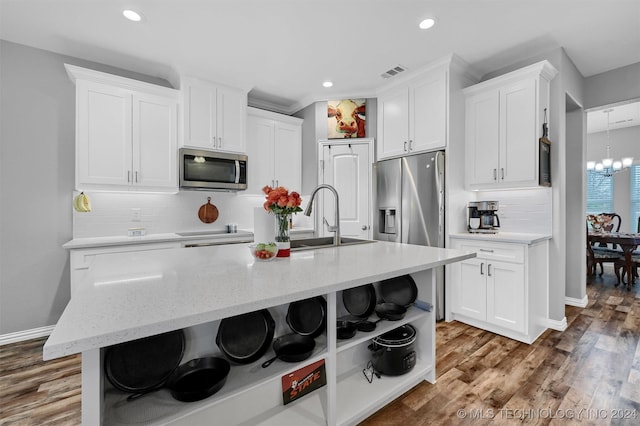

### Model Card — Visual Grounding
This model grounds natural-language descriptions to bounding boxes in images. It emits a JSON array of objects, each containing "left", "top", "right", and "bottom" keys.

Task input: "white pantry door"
[{"left": 321, "top": 142, "right": 371, "bottom": 239}]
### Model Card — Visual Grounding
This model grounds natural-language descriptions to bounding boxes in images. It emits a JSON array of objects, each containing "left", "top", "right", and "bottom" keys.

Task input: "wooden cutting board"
[{"left": 198, "top": 197, "right": 219, "bottom": 223}]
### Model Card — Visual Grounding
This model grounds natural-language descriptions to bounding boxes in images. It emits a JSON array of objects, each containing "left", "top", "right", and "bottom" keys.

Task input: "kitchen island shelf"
[
  {"left": 104, "top": 336, "right": 329, "bottom": 426},
  {"left": 44, "top": 241, "right": 474, "bottom": 425},
  {"left": 336, "top": 307, "right": 429, "bottom": 353}
]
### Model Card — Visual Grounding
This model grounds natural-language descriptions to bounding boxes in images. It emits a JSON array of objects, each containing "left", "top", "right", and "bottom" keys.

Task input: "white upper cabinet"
[
  {"left": 377, "top": 64, "right": 447, "bottom": 160},
  {"left": 67, "top": 64, "right": 179, "bottom": 192},
  {"left": 246, "top": 107, "right": 302, "bottom": 194},
  {"left": 464, "top": 60, "right": 558, "bottom": 190},
  {"left": 182, "top": 78, "right": 247, "bottom": 153}
]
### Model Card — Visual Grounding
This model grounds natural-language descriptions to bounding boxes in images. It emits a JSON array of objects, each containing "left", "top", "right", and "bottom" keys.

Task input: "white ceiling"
[
  {"left": 587, "top": 101, "right": 640, "bottom": 134},
  {"left": 1, "top": 0, "right": 639, "bottom": 114}
]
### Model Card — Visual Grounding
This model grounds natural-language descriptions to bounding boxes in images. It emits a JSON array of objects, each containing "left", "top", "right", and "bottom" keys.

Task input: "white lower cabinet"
[
  {"left": 69, "top": 243, "right": 180, "bottom": 295},
  {"left": 449, "top": 237, "right": 548, "bottom": 344},
  {"left": 95, "top": 268, "right": 437, "bottom": 425}
]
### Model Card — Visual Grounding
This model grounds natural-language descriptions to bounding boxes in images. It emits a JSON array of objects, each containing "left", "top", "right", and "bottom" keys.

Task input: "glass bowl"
[{"left": 249, "top": 243, "right": 278, "bottom": 261}]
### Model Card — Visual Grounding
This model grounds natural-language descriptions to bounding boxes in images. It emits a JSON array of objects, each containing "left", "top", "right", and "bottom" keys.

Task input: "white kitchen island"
[{"left": 44, "top": 241, "right": 474, "bottom": 425}]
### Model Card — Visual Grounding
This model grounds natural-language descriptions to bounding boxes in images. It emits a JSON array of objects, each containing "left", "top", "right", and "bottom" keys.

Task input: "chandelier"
[{"left": 586, "top": 109, "right": 633, "bottom": 176}]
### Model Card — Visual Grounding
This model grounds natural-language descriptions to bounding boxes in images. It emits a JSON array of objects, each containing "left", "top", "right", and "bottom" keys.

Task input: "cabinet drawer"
[
  {"left": 455, "top": 241, "right": 524, "bottom": 264},
  {"left": 71, "top": 243, "right": 179, "bottom": 270}
]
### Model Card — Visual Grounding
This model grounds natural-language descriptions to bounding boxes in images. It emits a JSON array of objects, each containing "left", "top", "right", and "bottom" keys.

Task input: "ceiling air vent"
[{"left": 381, "top": 65, "right": 408, "bottom": 79}]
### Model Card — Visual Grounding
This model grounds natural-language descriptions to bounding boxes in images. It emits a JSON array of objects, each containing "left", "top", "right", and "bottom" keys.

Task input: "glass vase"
[{"left": 275, "top": 213, "right": 291, "bottom": 257}]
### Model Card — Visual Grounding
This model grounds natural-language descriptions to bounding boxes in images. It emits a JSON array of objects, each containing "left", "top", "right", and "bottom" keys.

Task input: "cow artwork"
[{"left": 327, "top": 99, "right": 366, "bottom": 139}]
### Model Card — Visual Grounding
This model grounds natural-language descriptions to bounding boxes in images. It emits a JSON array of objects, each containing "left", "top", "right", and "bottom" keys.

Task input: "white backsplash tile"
[
  {"left": 473, "top": 188, "right": 552, "bottom": 234},
  {"left": 72, "top": 191, "right": 314, "bottom": 238}
]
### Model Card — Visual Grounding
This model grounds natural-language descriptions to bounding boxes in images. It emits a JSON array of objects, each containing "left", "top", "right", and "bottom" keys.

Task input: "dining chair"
[
  {"left": 613, "top": 216, "right": 640, "bottom": 285},
  {"left": 590, "top": 213, "right": 623, "bottom": 274},
  {"left": 586, "top": 223, "right": 623, "bottom": 283}
]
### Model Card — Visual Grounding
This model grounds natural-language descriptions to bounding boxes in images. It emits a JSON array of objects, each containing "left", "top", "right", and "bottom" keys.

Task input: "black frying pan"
[
  {"left": 337, "top": 320, "right": 357, "bottom": 340},
  {"left": 375, "top": 302, "right": 407, "bottom": 321},
  {"left": 262, "top": 334, "right": 316, "bottom": 368},
  {"left": 380, "top": 275, "right": 418, "bottom": 306},
  {"left": 104, "top": 329, "right": 185, "bottom": 399},
  {"left": 342, "top": 284, "right": 376, "bottom": 318},
  {"left": 216, "top": 309, "right": 275, "bottom": 364},
  {"left": 167, "top": 357, "right": 230, "bottom": 402},
  {"left": 355, "top": 318, "right": 384, "bottom": 332},
  {"left": 286, "top": 296, "right": 326, "bottom": 338}
]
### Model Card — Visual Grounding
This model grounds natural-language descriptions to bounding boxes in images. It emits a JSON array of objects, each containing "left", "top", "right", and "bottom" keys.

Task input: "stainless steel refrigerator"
[{"left": 373, "top": 151, "right": 445, "bottom": 320}]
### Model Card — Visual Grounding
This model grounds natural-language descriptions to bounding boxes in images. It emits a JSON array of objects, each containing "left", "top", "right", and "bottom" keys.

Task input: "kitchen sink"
[{"left": 290, "top": 237, "right": 375, "bottom": 251}]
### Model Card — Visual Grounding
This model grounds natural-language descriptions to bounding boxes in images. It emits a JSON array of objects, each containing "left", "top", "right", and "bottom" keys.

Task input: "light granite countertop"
[
  {"left": 62, "top": 228, "right": 315, "bottom": 249},
  {"left": 43, "top": 241, "right": 474, "bottom": 360},
  {"left": 449, "top": 232, "right": 552, "bottom": 244}
]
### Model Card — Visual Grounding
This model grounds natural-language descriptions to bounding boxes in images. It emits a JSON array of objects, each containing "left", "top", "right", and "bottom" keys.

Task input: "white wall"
[{"left": 73, "top": 191, "right": 313, "bottom": 238}]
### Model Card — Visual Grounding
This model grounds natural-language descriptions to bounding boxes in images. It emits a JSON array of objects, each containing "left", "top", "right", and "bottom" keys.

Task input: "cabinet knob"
[
  {"left": 493, "top": 169, "right": 497, "bottom": 181},
  {"left": 501, "top": 168, "right": 505, "bottom": 180},
  {"left": 218, "top": 136, "right": 222, "bottom": 147},
  {"left": 480, "top": 262, "right": 484, "bottom": 275},
  {"left": 361, "top": 225, "right": 369, "bottom": 231},
  {"left": 404, "top": 141, "right": 408, "bottom": 152},
  {"left": 487, "top": 264, "right": 492, "bottom": 277},
  {"left": 409, "top": 140, "right": 413, "bottom": 151}
]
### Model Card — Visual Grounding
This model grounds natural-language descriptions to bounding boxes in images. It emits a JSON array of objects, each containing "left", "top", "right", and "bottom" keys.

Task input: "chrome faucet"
[{"left": 304, "top": 184, "right": 341, "bottom": 246}]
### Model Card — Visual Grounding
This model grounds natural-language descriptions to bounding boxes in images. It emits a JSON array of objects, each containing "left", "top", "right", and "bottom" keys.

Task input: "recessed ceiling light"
[
  {"left": 419, "top": 18, "right": 436, "bottom": 29},
  {"left": 322, "top": 81, "right": 333, "bottom": 88},
  {"left": 123, "top": 9, "right": 142, "bottom": 22}
]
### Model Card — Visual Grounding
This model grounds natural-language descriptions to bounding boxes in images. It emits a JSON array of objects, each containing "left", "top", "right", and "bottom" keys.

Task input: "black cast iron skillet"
[
  {"left": 104, "top": 329, "right": 185, "bottom": 400},
  {"left": 375, "top": 302, "right": 407, "bottom": 321},
  {"left": 380, "top": 275, "right": 418, "bottom": 306},
  {"left": 262, "top": 334, "right": 316, "bottom": 368},
  {"left": 166, "top": 357, "right": 231, "bottom": 402},
  {"left": 286, "top": 296, "right": 327, "bottom": 338},
  {"left": 337, "top": 320, "right": 357, "bottom": 340},
  {"left": 342, "top": 284, "right": 377, "bottom": 318},
  {"left": 354, "top": 317, "right": 384, "bottom": 332},
  {"left": 216, "top": 309, "right": 275, "bottom": 364},
  {"left": 337, "top": 317, "right": 384, "bottom": 336}
]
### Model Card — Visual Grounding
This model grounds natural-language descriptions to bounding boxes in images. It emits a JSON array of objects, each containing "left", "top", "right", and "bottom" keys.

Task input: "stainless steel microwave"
[{"left": 179, "top": 148, "right": 247, "bottom": 190}]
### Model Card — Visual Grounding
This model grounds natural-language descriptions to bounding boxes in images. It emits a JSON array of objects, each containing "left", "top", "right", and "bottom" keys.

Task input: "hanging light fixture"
[{"left": 586, "top": 108, "right": 633, "bottom": 176}]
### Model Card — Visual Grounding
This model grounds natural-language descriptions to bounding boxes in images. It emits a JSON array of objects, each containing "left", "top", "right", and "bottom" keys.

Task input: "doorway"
[
  {"left": 318, "top": 139, "right": 373, "bottom": 240},
  {"left": 565, "top": 93, "right": 586, "bottom": 305}
]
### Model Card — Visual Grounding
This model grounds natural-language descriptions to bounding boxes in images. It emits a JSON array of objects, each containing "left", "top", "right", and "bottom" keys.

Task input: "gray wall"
[
  {"left": 0, "top": 40, "right": 172, "bottom": 335},
  {"left": 584, "top": 62, "right": 640, "bottom": 110}
]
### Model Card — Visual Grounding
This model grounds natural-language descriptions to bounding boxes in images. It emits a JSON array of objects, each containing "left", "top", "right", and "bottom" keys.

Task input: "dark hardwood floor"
[{"left": 1, "top": 266, "right": 639, "bottom": 425}]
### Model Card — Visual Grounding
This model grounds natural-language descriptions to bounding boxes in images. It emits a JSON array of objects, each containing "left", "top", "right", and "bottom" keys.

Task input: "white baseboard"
[
  {"left": 545, "top": 316, "right": 568, "bottom": 332},
  {"left": 565, "top": 294, "right": 589, "bottom": 308},
  {"left": 0, "top": 325, "right": 55, "bottom": 346}
]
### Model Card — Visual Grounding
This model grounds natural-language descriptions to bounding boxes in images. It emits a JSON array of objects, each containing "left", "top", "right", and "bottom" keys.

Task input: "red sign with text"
[{"left": 281, "top": 359, "right": 326, "bottom": 405}]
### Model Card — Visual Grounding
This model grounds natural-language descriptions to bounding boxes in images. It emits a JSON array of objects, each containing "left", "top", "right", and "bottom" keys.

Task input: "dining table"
[{"left": 588, "top": 231, "right": 640, "bottom": 289}]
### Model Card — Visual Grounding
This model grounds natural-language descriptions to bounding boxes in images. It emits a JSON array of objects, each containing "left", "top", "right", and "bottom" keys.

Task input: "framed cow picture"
[{"left": 328, "top": 99, "right": 366, "bottom": 139}]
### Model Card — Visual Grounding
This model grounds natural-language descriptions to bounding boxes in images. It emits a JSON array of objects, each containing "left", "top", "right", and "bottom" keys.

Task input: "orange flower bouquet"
[{"left": 262, "top": 185, "right": 303, "bottom": 257}]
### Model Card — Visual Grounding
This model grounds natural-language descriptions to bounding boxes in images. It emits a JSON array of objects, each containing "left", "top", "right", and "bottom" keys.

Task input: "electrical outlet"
[{"left": 131, "top": 208, "right": 141, "bottom": 222}]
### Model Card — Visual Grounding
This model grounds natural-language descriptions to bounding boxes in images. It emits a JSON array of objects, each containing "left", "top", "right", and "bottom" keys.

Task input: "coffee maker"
[{"left": 468, "top": 201, "right": 500, "bottom": 233}]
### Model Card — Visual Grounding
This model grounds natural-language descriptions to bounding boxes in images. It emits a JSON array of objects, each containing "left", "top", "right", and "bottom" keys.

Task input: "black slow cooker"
[{"left": 368, "top": 324, "right": 416, "bottom": 376}]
